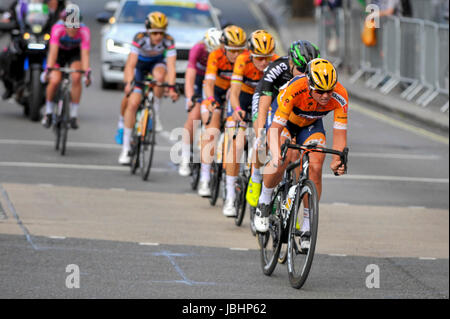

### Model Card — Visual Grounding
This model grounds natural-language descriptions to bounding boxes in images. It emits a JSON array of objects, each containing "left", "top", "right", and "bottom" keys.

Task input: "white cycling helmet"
[{"left": 204, "top": 28, "right": 222, "bottom": 52}]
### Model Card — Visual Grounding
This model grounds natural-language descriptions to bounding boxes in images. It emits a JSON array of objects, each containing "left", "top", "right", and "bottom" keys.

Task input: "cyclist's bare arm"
[
  {"left": 184, "top": 67, "right": 196, "bottom": 100},
  {"left": 81, "top": 49, "right": 90, "bottom": 72},
  {"left": 229, "top": 81, "right": 243, "bottom": 120},
  {"left": 46, "top": 43, "right": 59, "bottom": 69},
  {"left": 124, "top": 52, "right": 138, "bottom": 84},
  {"left": 204, "top": 78, "right": 215, "bottom": 100},
  {"left": 165, "top": 55, "right": 177, "bottom": 86},
  {"left": 255, "top": 94, "right": 272, "bottom": 136},
  {"left": 330, "top": 128, "right": 347, "bottom": 175}
]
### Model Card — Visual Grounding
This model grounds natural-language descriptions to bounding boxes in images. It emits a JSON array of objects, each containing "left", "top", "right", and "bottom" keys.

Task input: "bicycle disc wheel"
[
  {"left": 209, "top": 161, "right": 222, "bottom": 205},
  {"left": 60, "top": 91, "right": 70, "bottom": 156},
  {"left": 258, "top": 186, "right": 284, "bottom": 276},
  {"left": 287, "top": 179, "right": 319, "bottom": 289},
  {"left": 234, "top": 175, "right": 247, "bottom": 226},
  {"left": 140, "top": 107, "right": 156, "bottom": 181},
  {"left": 130, "top": 133, "right": 140, "bottom": 174},
  {"left": 190, "top": 163, "right": 200, "bottom": 190}
]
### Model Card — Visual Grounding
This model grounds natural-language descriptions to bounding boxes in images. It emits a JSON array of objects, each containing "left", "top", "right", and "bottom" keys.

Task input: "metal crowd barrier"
[{"left": 317, "top": 7, "right": 449, "bottom": 112}]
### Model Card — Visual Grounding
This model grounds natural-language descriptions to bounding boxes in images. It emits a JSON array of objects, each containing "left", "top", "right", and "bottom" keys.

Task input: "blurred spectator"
[
  {"left": 370, "top": 0, "right": 412, "bottom": 17},
  {"left": 314, "top": 0, "right": 342, "bottom": 54}
]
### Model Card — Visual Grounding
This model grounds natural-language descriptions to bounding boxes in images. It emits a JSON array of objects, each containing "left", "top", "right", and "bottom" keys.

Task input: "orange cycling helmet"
[
  {"left": 306, "top": 58, "right": 338, "bottom": 91},
  {"left": 145, "top": 11, "right": 168, "bottom": 31},
  {"left": 248, "top": 30, "right": 275, "bottom": 57},
  {"left": 221, "top": 25, "right": 247, "bottom": 50}
]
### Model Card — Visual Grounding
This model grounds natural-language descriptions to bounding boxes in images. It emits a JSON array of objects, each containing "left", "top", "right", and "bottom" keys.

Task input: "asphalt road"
[{"left": 0, "top": 0, "right": 448, "bottom": 300}]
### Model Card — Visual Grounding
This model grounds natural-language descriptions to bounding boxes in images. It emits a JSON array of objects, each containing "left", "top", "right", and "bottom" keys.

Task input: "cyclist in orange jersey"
[
  {"left": 222, "top": 30, "right": 278, "bottom": 217},
  {"left": 197, "top": 25, "right": 247, "bottom": 197},
  {"left": 254, "top": 58, "right": 348, "bottom": 243}
]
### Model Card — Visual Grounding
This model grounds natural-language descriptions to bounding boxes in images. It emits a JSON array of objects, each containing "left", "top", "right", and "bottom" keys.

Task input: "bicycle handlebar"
[
  {"left": 281, "top": 139, "right": 349, "bottom": 176},
  {"left": 47, "top": 67, "right": 85, "bottom": 74}
]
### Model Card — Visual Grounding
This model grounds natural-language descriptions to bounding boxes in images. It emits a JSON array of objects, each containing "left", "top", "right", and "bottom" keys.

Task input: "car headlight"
[{"left": 106, "top": 39, "right": 130, "bottom": 55}]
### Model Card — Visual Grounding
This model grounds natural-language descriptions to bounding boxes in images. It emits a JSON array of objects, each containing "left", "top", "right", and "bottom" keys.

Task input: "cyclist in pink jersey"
[
  {"left": 41, "top": 7, "right": 91, "bottom": 130},
  {"left": 178, "top": 28, "right": 222, "bottom": 177}
]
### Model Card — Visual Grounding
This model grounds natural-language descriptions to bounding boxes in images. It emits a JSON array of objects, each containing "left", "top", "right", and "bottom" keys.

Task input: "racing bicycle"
[
  {"left": 259, "top": 140, "right": 348, "bottom": 289},
  {"left": 49, "top": 67, "right": 85, "bottom": 156}
]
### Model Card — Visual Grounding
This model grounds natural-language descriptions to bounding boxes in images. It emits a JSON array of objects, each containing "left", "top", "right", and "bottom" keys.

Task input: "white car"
[{"left": 98, "top": 0, "right": 222, "bottom": 89}]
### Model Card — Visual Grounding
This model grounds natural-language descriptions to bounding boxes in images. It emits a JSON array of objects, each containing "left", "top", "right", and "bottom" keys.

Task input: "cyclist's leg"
[
  {"left": 198, "top": 87, "right": 226, "bottom": 193},
  {"left": 224, "top": 93, "right": 251, "bottom": 209},
  {"left": 297, "top": 120, "right": 326, "bottom": 200},
  {"left": 180, "top": 75, "right": 204, "bottom": 174},
  {"left": 115, "top": 94, "right": 128, "bottom": 144},
  {"left": 152, "top": 63, "right": 166, "bottom": 132},
  {"left": 42, "top": 67, "right": 62, "bottom": 127},
  {"left": 68, "top": 59, "right": 82, "bottom": 128},
  {"left": 119, "top": 68, "right": 143, "bottom": 164}
]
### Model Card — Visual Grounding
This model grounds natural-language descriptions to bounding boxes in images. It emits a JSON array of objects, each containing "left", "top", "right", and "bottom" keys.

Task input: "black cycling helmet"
[{"left": 289, "top": 40, "right": 321, "bottom": 73}]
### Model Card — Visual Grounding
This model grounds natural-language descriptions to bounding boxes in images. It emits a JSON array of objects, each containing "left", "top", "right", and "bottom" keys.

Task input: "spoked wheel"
[
  {"left": 278, "top": 244, "right": 288, "bottom": 264},
  {"left": 258, "top": 187, "right": 284, "bottom": 276},
  {"left": 209, "top": 161, "right": 222, "bottom": 205},
  {"left": 130, "top": 134, "right": 141, "bottom": 175},
  {"left": 140, "top": 108, "right": 156, "bottom": 181},
  {"left": 287, "top": 179, "right": 319, "bottom": 289},
  {"left": 54, "top": 115, "right": 61, "bottom": 151},
  {"left": 234, "top": 175, "right": 248, "bottom": 226},
  {"left": 59, "top": 91, "right": 70, "bottom": 156},
  {"left": 190, "top": 163, "right": 200, "bottom": 190},
  {"left": 249, "top": 206, "right": 257, "bottom": 236}
]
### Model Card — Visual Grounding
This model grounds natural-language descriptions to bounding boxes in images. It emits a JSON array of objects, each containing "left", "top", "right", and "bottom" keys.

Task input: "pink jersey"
[
  {"left": 187, "top": 42, "right": 208, "bottom": 76},
  {"left": 49, "top": 21, "right": 90, "bottom": 51}
]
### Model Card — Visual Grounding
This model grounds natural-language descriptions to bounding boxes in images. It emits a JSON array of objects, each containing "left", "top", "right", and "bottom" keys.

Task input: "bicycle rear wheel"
[
  {"left": 209, "top": 161, "right": 222, "bottom": 205},
  {"left": 140, "top": 107, "right": 156, "bottom": 181},
  {"left": 130, "top": 133, "right": 140, "bottom": 174},
  {"left": 287, "top": 179, "right": 319, "bottom": 289},
  {"left": 234, "top": 175, "right": 248, "bottom": 226},
  {"left": 190, "top": 163, "right": 200, "bottom": 190},
  {"left": 59, "top": 91, "right": 70, "bottom": 156},
  {"left": 258, "top": 186, "right": 284, "bottom": 276}
]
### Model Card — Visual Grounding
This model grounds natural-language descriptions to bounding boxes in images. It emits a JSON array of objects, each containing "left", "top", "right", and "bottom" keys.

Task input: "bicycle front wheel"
[
  {"left": 287, "top": 179, "right": 319, "bottom": 289},
  {"left": 234, "top": 175, "right": 248, "bottom": 226},
  {"left": 130, "top": 133, "right": 140, "bottom": 175},
  {"left": 190, "top": 163, "right": 200, "bottom": 190},
  {"left": 60, "top": 91, "right": 70, "bottom": 156},
  {"left": 140, "top": 107, "right": 156, "bottom": 181},
  {"left": 259, "top": 186, "right": 284, "bottom": 276},
  {"left": 209, "top": 161, "right": 222, "bottom": 205}
]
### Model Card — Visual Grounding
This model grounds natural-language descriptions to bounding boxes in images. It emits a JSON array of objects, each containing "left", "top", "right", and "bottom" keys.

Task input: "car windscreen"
[{"left": 117, "top": 1, "right": 215, "bottom": 28}]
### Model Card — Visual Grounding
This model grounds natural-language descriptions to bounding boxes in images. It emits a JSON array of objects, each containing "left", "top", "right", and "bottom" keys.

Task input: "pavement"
[{"left": 254, "top": 0, "right": 449, "bottom": 133}]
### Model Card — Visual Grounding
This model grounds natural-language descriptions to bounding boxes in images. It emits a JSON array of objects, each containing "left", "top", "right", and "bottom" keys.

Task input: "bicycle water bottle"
[
  {"left": 284, "top": 185, "right": 298, "bottom": 211},
  {"left": 135, "top": 110, "right": 142, "bottom": 134},
  {"left": 147, "top": 114, "right": 153, "bottom": 132}
]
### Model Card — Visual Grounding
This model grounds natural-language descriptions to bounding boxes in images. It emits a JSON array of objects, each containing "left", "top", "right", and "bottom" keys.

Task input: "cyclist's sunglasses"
[
  {"left": 150, "top": 31, "right": 165, "bottom": 36},
  {"left": 313, "top": 88, "right": 334, "bottom": 95},
  {"left": 253, "top": 56, "right": 272, "bottom": 62}
]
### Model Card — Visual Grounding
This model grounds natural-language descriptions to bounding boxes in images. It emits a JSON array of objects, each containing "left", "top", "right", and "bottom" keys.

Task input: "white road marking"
[
  {"left": 139, "top": 242, "right": 160, "bottom": 246},
  {"left": 48, "top": 236, "right": 66, "bottom": 239},
  {"left": 0, "top": 162, "right": 172, "bottom": 173},
  {"left": 351, "top": 102, "right": 449, "bottom": 145},
  {"left": 0, "top": 162, "right": 446, "bottom": 183},
  {"left": 324, "top": 174, "right": 449, "bottom": 184},
  {"left": 0, "top": 139, "right": 172, "bottom": 151},
  {"left": 419, "top": 257, "right": 437, "bottom": 260},
  {"left": 230, "top": 248, "right": 249, "bottom": 251},
  {"left": 0, "top": 139, "right": 443, "bottom": 160},
  {"left": 328, "top": 254, "right": 347, "bottom": 257}
]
